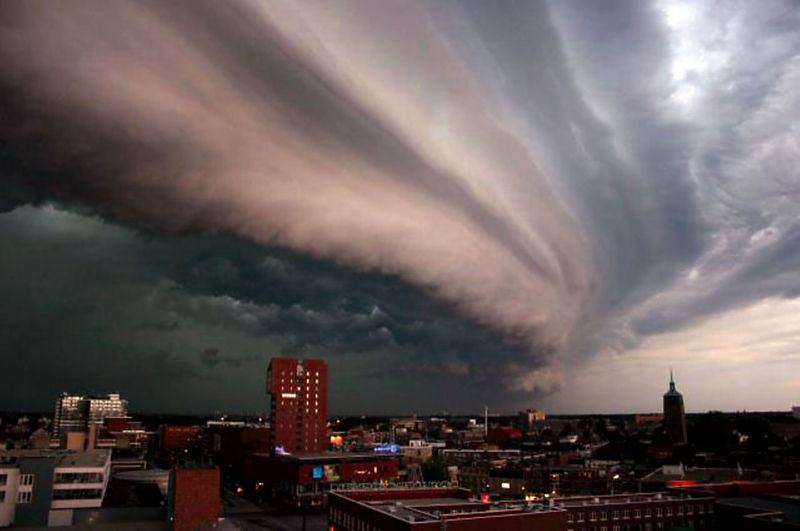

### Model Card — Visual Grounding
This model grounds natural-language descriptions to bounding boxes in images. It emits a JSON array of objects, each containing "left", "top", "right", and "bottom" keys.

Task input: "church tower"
[{"left": 663, "top": 370, "right": 688, "bottom": 444}]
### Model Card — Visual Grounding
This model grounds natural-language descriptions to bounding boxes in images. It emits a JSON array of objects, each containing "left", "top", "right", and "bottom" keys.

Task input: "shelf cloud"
[{"left": 1, "top": 0, "right": 798, "bottom": 411}]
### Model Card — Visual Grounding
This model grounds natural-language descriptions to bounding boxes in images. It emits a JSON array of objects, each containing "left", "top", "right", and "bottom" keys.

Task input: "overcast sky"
[{"left": 1, "top": 0, "right": 799, "bottom": 415}]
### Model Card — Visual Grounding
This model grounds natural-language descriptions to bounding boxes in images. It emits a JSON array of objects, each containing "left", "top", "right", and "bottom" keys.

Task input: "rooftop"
[
  {"left": 554, "top": 491, "right": 710, "bottom": 508},
  {"left": 0, "top": 449, "right": 110, "bottom": 468},
  {"left": 332, "top": 487, "right": 562, "bottom": 525},
  {"left": 56, "top": 449, "right": 111, "bottom": 468},
  {"left": 717, "top": 496, "right": 800, "bottom": 524},
  {"left": 253, "top": 451, "right": 398, "bottom": 463}
]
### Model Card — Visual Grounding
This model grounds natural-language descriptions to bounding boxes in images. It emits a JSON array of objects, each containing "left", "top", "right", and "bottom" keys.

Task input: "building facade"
[
  {"left": 328, "top": 487, "right": 715, "bottom": 531},
  {"left": 267, "top": 358, "right": 328, "bottom": 454},
  {"left": 53, "top": 393, "right": 128, "bottom": 440},
  {"left": 167, "top": 466, "right": 220, "bottom": 531},
  {"left": 0, "top": 449, "right": 111, "bottom": 527},
  {"left": 243, "top": 452, "right": 399, "bottom": 506},
  {"left": 663, "top": 372, "right": 688, "bottom": 445}
]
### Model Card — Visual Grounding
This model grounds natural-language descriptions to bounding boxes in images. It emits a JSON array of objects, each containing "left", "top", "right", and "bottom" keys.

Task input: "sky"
[{"left": 0, "top": 0, "right": 799, "bottom": 415}]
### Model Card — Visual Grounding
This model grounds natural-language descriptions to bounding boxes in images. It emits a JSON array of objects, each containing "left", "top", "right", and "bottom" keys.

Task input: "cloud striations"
[{"left": 1, "top": 0, "right": 799, "bottom": 412}]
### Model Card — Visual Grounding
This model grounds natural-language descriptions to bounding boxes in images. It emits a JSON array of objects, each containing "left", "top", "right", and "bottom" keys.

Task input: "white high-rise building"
[{"left": 52, "top": 393, "right": 128, "bottom": 439}]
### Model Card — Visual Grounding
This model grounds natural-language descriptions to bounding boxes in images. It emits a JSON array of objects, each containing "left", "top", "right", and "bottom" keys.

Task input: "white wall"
[{"left": 0, "top": 467, "right": 19, "bottom": 527}]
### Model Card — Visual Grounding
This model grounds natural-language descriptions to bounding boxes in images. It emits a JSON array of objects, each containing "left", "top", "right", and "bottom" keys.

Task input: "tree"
[{"left": 421, "top": 455, "right": 449, "bottom": 482}]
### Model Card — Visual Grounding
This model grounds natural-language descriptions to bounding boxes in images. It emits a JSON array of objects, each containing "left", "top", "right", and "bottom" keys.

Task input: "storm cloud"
[{"left": 1, "top": 0, "right": 799, "bottom": 412}]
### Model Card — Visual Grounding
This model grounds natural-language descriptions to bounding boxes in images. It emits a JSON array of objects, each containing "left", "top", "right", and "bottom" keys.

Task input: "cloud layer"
[{"left": 1, "top": 0, "right": 799, "bottom": 411}]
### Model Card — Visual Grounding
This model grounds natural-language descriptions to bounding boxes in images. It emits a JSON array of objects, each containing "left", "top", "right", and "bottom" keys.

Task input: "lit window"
[{"left": 17, "top": 491, "right": 33, "bottom": 504}]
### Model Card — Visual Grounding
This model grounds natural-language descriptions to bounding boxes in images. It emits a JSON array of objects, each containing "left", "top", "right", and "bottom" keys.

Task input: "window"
[
  {"left": 0, "top": 491, "right": 4, "bottom": 502},
  {"left": 53, "top": 488, "right": 103, "bottom": 500},
  {"left": 567, "top": 513, "right": 574, "bottom": 523},
  {"left": 666, "top": 507, "right": 672, "bottom": 516},
  {"left": 20, "top": 474, "right": 34, "bottom": 486},
  {"left": 677, "top": 505, "right": 684, "bottom": 515},
  {"left": 623, "top": 509, "right": 629, "bottom": 519},
  {"left": 612, "top": 510, "right": 619, "bottom": 519},
  {"left": 645, "top": 508, "right": 651, "bottom": 518},
  {"left": 17, "top": 491, "right": 32, "bottom": 504},
  {"left": 601, "top": 511, "right": 607, "bottom": 520},
  {"left": 656, "top": 507, "right": 663, "bottom": 517},
  {"left": 634, "top": 509, "right": 641, "bottom": 518},
  {"left": 0, "top": 474, "right": 6, "bottom": 486},
  {"left": 687, "top": 505, "right": 693, "bottom": 515},
  {"left": 577, "top": 512, "right": 585, "bottom": 522},
  {"left": 55, "top": 472, "right": 103, "bottom": 484},
  {"left": 590, "top": 511, "right": 597, "bottom": 521}
]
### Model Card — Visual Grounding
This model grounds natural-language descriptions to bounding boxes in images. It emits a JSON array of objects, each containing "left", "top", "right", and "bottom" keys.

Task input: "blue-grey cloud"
[{"left": 1, "top": 0, "right": 799, "bottom": 411}]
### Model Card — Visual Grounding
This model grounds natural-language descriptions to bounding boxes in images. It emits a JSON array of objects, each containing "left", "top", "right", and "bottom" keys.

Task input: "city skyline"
[{"left": 1, "top": 1, "right": 800, "bottom": 415}]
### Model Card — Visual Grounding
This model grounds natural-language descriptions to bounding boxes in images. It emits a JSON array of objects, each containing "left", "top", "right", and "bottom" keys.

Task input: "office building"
[
  {"left": 52, "top": 394, "right": 85, "bottom": 439},
  {"left": 267, "top": 358, "right": 328, "bottom": 454},
  {"left": 0, "top": 449, "right": 111, "bottom": 527},
  {"left": 85, "top": 393, "right": 128, "bottom": 424},
  {"left": 663, "top": 371, "right": 688, "bottom": 444},
  {"left": 53, "top": 393, "right": 128, "bottom": 440}
]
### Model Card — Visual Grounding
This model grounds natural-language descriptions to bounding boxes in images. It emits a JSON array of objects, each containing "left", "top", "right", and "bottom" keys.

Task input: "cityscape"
[
  {"left": 2, "top": 1, "right": 800, "bottom": 530},
  {"left": 2, "top": 359, "right": 800, "bottom": 530}
]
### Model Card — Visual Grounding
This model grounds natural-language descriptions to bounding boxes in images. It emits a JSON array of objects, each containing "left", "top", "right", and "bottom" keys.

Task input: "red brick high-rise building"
[{"left": 267, "top": 358, "right": 328, "bottom": 454}]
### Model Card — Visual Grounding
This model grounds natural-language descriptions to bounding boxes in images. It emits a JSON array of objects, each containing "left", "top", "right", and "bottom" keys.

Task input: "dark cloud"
[{"left": 1, "top": 0, "right": 799, "bottom": 413}]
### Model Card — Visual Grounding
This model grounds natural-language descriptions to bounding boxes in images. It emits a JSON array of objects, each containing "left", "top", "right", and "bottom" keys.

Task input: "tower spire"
[{"left": 669, "top": 367, "right": 676, "bottom": 392}]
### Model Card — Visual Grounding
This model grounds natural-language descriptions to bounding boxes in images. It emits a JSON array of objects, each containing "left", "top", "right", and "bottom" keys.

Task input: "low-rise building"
[
  {"left": 328, "top": 486, "right": 565, "bottom": 530},
  {"left": 242, "top": 452, "right": 399, "bottom": 506},
  {"left": 0, "top": 449, "right": 111, "bottom": 527}
]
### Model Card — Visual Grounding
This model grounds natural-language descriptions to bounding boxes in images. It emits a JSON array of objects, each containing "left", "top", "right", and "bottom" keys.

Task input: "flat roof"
[
  {"left": 332, "top": 487, "right": 562, "bottom": 524},
  {"left": 554, "top": 492, "right": 709, "bottom": 508},
  {"left": 1, "top": 449, "right": 110, "bottom": 468},
  {"left": 56, "top": 449, "right": 111, "bottom": 468},
  {"left": 718, "top": 497, "right": 800, "bottom": 524},
  {"left": 252, "top": 452, "right": 397, "bottom": 463}
]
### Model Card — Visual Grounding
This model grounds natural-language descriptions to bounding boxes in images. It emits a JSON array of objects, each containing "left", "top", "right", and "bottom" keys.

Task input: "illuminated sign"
[
  {"left": 312, "top": 466, "right": 324, "bottom": 480},
  {"left": 274, "top": 445, "right": 289, "bottom": 454},
  {"left": 373, "top": 444, "right": 399, "bottom": 453},
  {"left": 501, "top": 482, "right": 511, "bottom": 489},
  {"left": 281, "top": 393, "right": 297, "bottom": 398}
]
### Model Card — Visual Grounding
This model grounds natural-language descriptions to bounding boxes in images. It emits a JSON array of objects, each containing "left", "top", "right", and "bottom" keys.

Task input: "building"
[
  {"left": 52, "top": 394, "right": 86, "bottom": 439},
  {"left": 685, "top": 479, "right": 800, "bottom": 530},
  {"left": 53, "top": 393, "right": 128, "bottom": 441},
  {"left": 519, "top": 409, "right": 546, "bottom": 431},
  {"left": 328, "top": 486, "right": 715, "bottom": 531},
  {"left": 207, "top": 422, "right": 271, "bottom": 482},
  {"left": 167, "top": 466, "right": 220, "bottom": 531},
  {"left": 158, "top": 425, "right": 203, "bottom": 451},
  {"left": 329, "top": 486, "right": 565, "bottom": 530},
  {"left": 85, "top": 394, "right": 128, "bottom": 425},
  {"left": 557, "top": 491, "right": 715, "bottom": 530},
  {"left": 0, "top": 449, "right": 111, "bottom": 527},
  {"left": 663, "top": 371, "right": 688, "bottom": 444},
  {"left": 243, "top": 452, "right": 399, "bottom": 506},
  {"left": 267, "top": 358, "right": 328, "bottom": 454}
]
